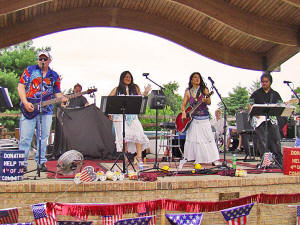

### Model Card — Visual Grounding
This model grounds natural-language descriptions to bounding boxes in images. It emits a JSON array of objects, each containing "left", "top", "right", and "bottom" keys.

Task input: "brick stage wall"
[{"left": 0, "top": 176, "right": 300, "bottom": 225}]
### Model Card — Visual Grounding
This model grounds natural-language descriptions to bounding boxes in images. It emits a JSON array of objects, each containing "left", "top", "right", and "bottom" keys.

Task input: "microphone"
[
  {"left": 283, "top": 80, "right": 292, "bottom": 84},
  {"left": 208, "top": 76, "right": 214, "bottom": 84},
  {"left": 143, "top": 73, "right": 149, "bottom": 77}
]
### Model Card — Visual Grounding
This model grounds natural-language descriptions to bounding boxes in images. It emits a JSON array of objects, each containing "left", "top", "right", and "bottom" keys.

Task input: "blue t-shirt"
[{"left": 19, "top": 65, "right": 61, "bottom": 114}]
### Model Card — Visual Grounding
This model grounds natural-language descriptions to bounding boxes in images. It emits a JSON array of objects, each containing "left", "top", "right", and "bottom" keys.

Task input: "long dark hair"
[
  {"left": 116, "top": 71, "right": 138, "bottom": 95},
  {"left": 188, "top": 72, "right": 206, "bottom": 94}
]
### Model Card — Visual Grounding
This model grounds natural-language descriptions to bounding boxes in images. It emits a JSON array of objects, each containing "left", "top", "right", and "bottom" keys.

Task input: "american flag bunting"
[
  {"left": 114, "top": 216, "right": 152, "bottom": 225},
  {"left": 102, "top": 215, "right": 122, "bottom": 225},
  {"left": 138, "top": 210, "right": 156, "bottom": 225},
  {"left": 165, "top": 213, "right": 203, "bottom": 225},
  {"left": 297, "top": 206, "right": 300, "bottom": 225},
  {"left": 0, "top": 208, "right": 19, "bottom": 224},
  {"left": 221, "top": 203, "right": 254, "bottom": 225}
]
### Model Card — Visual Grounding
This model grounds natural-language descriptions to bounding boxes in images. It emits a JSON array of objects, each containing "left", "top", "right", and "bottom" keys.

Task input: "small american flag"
[
  {"left": 32, "top": 203, "right": 56, "bottom": 225},
  {"left": 297, "top": 206, "right": 300, "bottom": 225},
  {"left": 80, "top": 166, "right": 97, "bottom": 183},
  {"left": 261, "top": 152, "right": 273, "bottom": 168},
  {"left": 0, "top": 208, "right": 19, "bottom": 224},
  {"left": 138, "top": 211, "right": 156, "bottom": 225},
  {"left": 221, "top": 203, "right": 254, "bottom": 225},
  {"left": 102, "top": 215, "right": 122, "bottom": 225}
]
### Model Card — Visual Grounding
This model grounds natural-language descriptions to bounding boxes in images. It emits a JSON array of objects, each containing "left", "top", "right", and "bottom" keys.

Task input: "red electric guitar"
[{"left": 175, "top": 91, "right": 213, "bottom": 133}]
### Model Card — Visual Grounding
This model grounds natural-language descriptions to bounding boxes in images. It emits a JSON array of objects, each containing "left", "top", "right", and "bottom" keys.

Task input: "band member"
[
  {"left": 179, "top": 72, "right": 220, "bottom": 169},
  {"left": 109, "top": 71, "right": 151, "bottom": 164},
  {"left": 18, "top": 51, "right": 67, "bottom": 172},
  {"left": 247, "top": 72, "right": 283, "bottom": 165},
  {"left": 65, "top": 83, "right": 89, "bottom": 108},
  {"left": 210, "top": 108, "right": 231, "bottom": 151}
]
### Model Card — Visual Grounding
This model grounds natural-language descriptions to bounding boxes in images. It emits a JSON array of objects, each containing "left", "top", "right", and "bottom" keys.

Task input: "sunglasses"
[{"left": 39, "top": 57, "right": 48, "bottom": 62}]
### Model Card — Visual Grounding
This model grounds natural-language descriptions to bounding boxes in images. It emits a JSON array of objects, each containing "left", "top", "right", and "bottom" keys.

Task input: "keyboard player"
[{"left": 247, "top": 72, "right": 283, "bottom": 166}]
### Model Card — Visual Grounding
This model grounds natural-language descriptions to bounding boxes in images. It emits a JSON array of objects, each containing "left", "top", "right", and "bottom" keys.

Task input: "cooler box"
[
  {"left": 0, "top": 150, "right": 25, "bottom": 181},
  {"left": 283, "top": 147, "right": 300, "bottom": 175}
]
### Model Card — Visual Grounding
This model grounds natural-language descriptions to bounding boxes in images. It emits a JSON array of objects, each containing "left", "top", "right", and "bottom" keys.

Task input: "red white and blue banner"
[
  {"left": 138, "top": 210, "right": 156, "bottom": 225},
  {"left": 221, "top": 203, "right": 254, "bottom": 225},
  {"left": 297, "top": 206, "right": 300, "bottom": 225},
  {"left": 114, "top": 216, "right": 152, "bottom": 225},
  {"left": 165, "top": 213, "right": 203, "bottom": 225}
]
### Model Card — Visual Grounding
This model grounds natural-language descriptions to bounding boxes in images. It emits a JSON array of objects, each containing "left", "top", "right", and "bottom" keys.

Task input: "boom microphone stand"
[
  {"left": 140, "top": 73, "right": 166, "bottom": 172},
  {"left": 208, "top": 76, "right": 231, "bottom": 169}
]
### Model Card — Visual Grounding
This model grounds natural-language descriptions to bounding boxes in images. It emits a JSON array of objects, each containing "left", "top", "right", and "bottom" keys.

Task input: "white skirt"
[
  {"left": 184, "top": 118, "right": 220, "bottom": 163},
  {"left": 113, "top": 115, "right": 150, "bottom": 153}
]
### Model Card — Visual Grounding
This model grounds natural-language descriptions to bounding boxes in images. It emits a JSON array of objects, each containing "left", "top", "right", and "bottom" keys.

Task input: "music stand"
[
  {"left": 100, "top": 96, "right": 147, "bottom": 174},
  {"left": 0, "top": 87, "right": 13, "bottom": 109},
  {"left": 249, "top": 104, "right": 295, "bottom": 169}
]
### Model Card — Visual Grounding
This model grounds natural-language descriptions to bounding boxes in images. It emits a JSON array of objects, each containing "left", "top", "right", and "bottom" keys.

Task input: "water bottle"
[
  {"left": 138, "top": 161, "right": 144, "bottom": 171},
  {"left": 232, "top": 154, "right": 237, "bottom": 169}
]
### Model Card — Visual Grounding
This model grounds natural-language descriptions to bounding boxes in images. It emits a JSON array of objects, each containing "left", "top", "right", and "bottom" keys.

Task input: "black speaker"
[
  {"left": 236, "top": 112, "right": 254, "bottom": 134},
  {"left": 148, "top": 90, "right": 166, "bottom": 109}
]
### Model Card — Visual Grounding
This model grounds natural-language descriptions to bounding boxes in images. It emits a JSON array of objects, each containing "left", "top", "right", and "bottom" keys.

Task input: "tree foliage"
[
  {"left": 162, "top": 81, "right": 183, "bottom": 114},
  {"left": 218, "top": 85, "right": 249, "bottom": 116}
]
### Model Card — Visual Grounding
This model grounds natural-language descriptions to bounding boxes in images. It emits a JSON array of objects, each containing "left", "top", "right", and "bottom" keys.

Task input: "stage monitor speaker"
[
  {"left": 148, "top": 90, "right": 166, "bottom": 109},
  {"left": 236, "top": 112, "right": 254, "bottom": 134}
]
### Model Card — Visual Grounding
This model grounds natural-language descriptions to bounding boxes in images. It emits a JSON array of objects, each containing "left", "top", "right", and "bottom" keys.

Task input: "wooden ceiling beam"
[
  {"left": 265, "top": 45, "right": 300, "bottom": 71},
  {"left": 173, "top": 0, "right": 299, "bottom": 46},
  {"left": 0, "top": 0, "right": 52, "bottom": 15},
  {"left": 0, "top": 7, "right": 265, "bottom": 71},
  {"left": 281, "top": 0, "right": 300, "bottom": 8}
]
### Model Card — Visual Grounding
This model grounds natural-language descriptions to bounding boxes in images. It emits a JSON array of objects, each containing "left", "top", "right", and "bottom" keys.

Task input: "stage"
[{"left": 1, "top": 153, "right": 300, "bottom": 225}]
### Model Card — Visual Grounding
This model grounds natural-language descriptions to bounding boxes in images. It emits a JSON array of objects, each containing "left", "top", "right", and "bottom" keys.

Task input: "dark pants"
[
  {"left": 255, "top": 121, "right": 282, "bottom": 164},
  {"left": 241, "top": 132, "right": 257, "bottom": 157}
]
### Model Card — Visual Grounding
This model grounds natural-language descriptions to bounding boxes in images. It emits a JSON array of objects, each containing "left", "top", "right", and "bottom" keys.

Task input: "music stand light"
[{"left": 100, "top": 96, "right": 147, "bottom": 174}]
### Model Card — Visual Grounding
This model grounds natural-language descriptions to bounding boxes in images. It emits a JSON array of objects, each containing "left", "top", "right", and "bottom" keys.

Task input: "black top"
[
  {"left": 68, "top": 96, "right": 88, "bottom": 108},
  {"left": 250, "top": 87, "right": 282, "bottom": 104}
]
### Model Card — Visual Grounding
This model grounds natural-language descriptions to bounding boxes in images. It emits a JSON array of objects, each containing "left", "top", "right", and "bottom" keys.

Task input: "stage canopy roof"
[{"left": 0, "top": 0, "right": 300, "bottom": 71}]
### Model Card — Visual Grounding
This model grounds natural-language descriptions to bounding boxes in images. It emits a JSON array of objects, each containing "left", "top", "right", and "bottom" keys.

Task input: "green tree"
[
  {"left": 0, "top": 41, "right": 49, "bottom": 76},
  {"left": 162, "top": 81, "right": 183, "bottom": 114},
  {"left": 139, "top": 106, "right": 175, "bottom": 131},
  {"left": 218, "top": 85, "right": 249, "bottom": 116},
  {"left": 248, "top": 79, "right": 260, "bottom": 94}
]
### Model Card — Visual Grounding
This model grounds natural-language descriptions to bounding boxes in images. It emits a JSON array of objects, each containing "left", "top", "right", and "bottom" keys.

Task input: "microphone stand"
[
  {"left": 209, "top": 78, "right": 231, "bottom": 169},
  {"left": 285, "top": 82, "right": 300, "bottom": 105},
  {"left": 140, "top": 74, "right": 165, "bottom": 173},
  {"left": 37, "top": 62, "right": 44, "bottom": 178}
]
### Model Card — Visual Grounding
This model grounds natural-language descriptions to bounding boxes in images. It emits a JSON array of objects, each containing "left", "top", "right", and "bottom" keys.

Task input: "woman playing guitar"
[{"left": 178, "top": 72, "right": 220, "bottom": 170}]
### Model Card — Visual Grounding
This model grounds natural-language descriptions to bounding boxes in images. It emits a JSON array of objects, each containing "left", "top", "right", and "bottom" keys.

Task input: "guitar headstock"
[
  {"left": 87, "top": 87, "right": 97, "bottom": 94},
  {"left": 207, "top": 91, "right": 214, "bottom": 97}
]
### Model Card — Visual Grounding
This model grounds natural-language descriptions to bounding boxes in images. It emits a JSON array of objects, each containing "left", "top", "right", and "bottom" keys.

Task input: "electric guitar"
[
  {"left": 20, "top": 88, "right": 97, "bottom": 119},
  {"left": 175, "top": 91, "right": 213, "bottom": 133}
]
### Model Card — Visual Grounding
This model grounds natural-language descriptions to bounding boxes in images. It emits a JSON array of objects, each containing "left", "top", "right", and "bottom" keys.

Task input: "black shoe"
[{"left": 40, "top": 163, "right": 47, "bottom": 172}]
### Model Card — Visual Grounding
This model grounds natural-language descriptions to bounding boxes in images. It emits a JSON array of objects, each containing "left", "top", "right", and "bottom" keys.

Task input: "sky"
[{"left": 32, "top": 27, "right": 300, "bottom": 115}]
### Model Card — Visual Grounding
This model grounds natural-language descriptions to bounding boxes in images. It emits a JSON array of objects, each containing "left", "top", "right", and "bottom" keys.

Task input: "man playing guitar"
[
  {"left": 247, "top": 72, "right": 283, "bottom": 166},
  {"left": 17, "top": 51, "right": 67, "bottom": 172},
  {"left": 178, "top": 72, "right": 220, "bottom": 170}
]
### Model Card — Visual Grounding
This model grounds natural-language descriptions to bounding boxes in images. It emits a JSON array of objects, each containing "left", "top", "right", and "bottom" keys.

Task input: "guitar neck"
[{"left": 41, "top": 91, "right": 89, "bottom": 107}]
